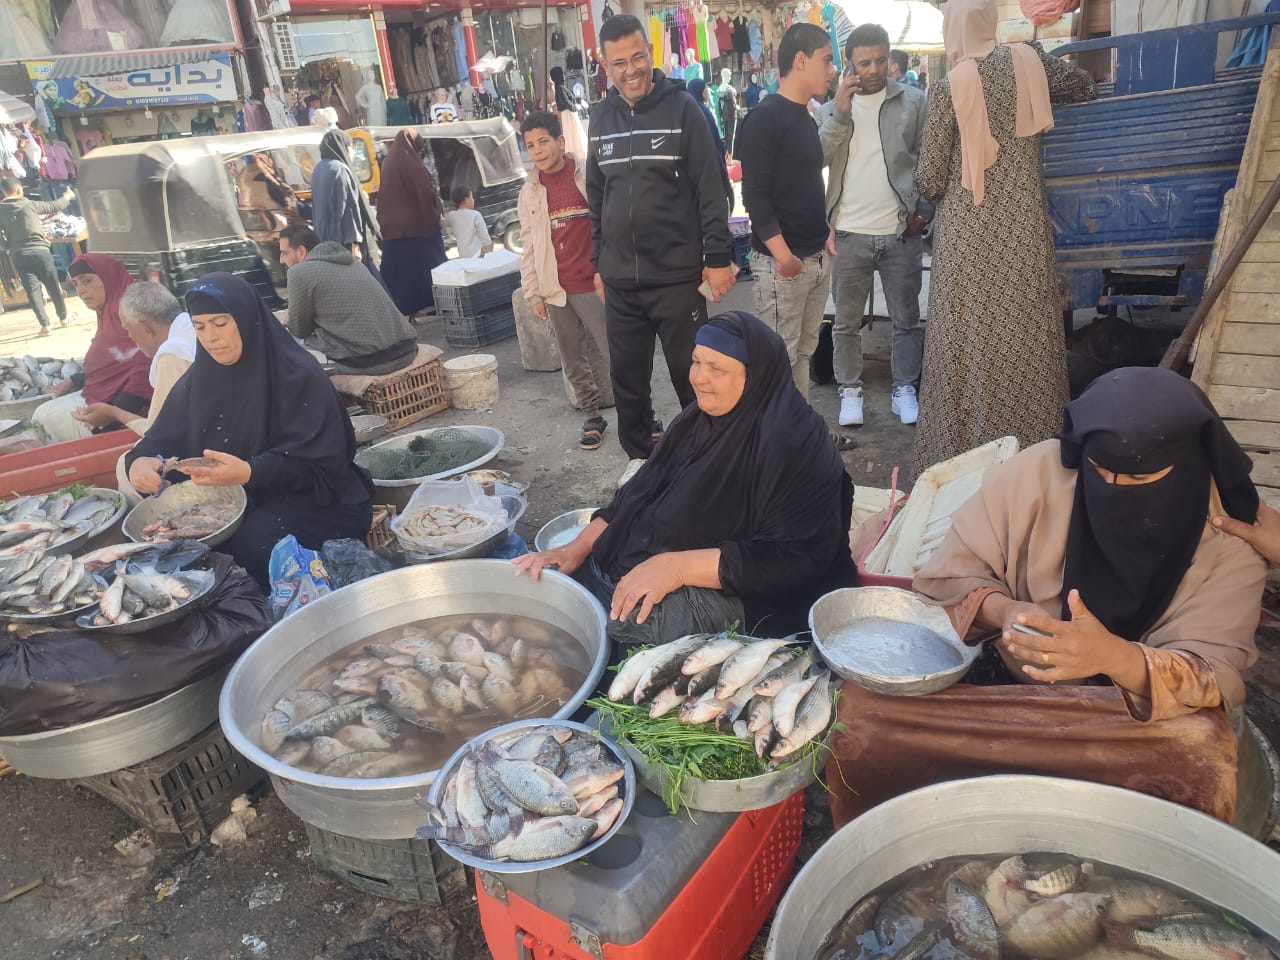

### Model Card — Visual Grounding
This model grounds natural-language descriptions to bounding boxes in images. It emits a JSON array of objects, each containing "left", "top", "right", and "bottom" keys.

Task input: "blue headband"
[
  {"left": 695, "top": 324, "right": 748, "bottom": 366},
  {"left": 185, "top": 281, "right": 230, "bottom": 313}
]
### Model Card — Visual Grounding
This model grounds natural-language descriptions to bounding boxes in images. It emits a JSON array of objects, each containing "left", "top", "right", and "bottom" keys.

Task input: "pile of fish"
[
  {"left": 142, "top": 499, "right": 241, "bottom": 541},
  {"left": 0, "top": 356, "right": 81, "bottom": 401},
  {"left": 0, "top": 488, "right": 120, "bottom": 557},
  {"left": 260, "top": 616, "right": 587, "bottom": 778},
  {"left": 418, "top": 725, "right": 627, "bottom": 863},
  {"left": 608, "top": 633, "right": 836, "bottom": 762},
  {"left": 817, "top": 853, "right": 1280, "bottom": 960}
]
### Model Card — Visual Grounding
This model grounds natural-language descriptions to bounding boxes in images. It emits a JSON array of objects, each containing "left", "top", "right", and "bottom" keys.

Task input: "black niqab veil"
[
  {"left": 128, "top": 272, "right": 373, "bottom": 506},
  {"left": 592, "top": 312, "right": 851, "bottom": 614},
  {"left": 1057, "top": 367, "right": 1258, "bottom": 641}
]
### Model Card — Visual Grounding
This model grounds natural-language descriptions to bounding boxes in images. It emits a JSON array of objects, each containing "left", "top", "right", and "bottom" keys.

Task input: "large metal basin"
[
  {"left": 219, "top": 559, "right": 609, "bottom": 840},
  {"left": 764, "top": 775, "right": 1280, "bottom": 960},
  {"left": 0, "top": 666, "right": 229, "bottom": 779}
]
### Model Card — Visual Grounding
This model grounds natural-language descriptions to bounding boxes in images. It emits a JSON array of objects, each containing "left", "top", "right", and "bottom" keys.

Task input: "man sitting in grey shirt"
[{"left": 278, "top": 223, "right": 418, "bottom": 375}]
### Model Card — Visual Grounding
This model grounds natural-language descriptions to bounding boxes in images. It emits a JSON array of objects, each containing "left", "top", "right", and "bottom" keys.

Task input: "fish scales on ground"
[
  {"left": 817, "top": 854, "right": 1280, "bottom": 960},
  {"left": 417, "top": 724, "right": 625, "bottom": 863},
  {"left": 260, "top": 614, "right": 588, "bottom": 779}
]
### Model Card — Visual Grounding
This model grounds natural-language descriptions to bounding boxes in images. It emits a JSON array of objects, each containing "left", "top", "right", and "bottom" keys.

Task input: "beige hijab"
[{"left": 944, "top": 0, "right": 1054, "bottom": 205}]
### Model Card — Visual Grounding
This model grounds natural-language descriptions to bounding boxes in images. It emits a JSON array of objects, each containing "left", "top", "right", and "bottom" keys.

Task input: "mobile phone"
[{"left": 1010, "top": 621, "right": 1052, "bottom": 638}]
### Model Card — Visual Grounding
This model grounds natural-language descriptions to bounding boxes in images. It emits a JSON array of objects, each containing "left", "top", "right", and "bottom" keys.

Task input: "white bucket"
[{"left": 443, "top": 354, "right": 499, "bottom": 411}]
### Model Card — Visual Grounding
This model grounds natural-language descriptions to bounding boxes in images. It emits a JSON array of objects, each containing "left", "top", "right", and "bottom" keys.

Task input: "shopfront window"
[
  {"left": 1, "top": 0, "right": 236, "bottom": 59},
  {"left": 290, "top": 17, "right": 384, "bottom": 129}
]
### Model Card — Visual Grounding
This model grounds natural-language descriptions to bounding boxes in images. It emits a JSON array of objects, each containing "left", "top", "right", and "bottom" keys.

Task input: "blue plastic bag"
[{"left": 269, "top": 535, "right": 335, "bottom": 621}]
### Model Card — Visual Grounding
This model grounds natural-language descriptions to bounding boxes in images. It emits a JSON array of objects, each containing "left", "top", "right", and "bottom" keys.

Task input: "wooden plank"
[
  {"left": 1242, "top": 240, "right": 1280, "bottom": 263},
  {"left": 1249, "top": 450, "right": 1280, "bottom": 488},
  {"left": 1261, "top": 149, "right": 1280, "bottom": 182},
  {"left": 1230, "top": 262, "right": 1280, "bottom": 293},
  {"left": 1219, "top": 321, "right": 1280, "bottom": 355},
  {"left": 1256, "top": 210, "right": 1280, "bottom": 243},
  {"left": 1214, "top": 354, "right": 1280, "bottom": 389},
  {"left": 1262, "top": 484, "right": 1280, "bottom": 511},
  {"left": 1216, "top": 292, "right": 1280, "bottom": 324},
  {"left": 1208, "top": 383, "right": 1280, "bottom": 422},
  {"left": 1227, "top": 418, "right": 1280, "bottom": 449}
]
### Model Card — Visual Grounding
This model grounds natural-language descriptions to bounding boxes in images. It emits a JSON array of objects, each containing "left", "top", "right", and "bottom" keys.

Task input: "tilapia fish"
[
  {"left": 418, "top": 726, "right": 626, "bottom": 863},
  {"left": 142, "top": 500, "right": 241, "bottom": 541}
]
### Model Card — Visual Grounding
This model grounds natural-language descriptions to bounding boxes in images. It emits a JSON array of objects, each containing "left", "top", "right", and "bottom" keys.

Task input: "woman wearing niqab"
[
  {"left": 125, "top": 273, "right": 374, "bottom": 591},
  {"left": 825, "top": 367, "right": 1268, "bottom": 827}
]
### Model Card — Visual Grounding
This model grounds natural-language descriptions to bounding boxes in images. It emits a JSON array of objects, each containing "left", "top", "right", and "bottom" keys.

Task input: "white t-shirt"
[
  {"left": 835, "top": 88, "right": 901, "bottom": 236},
  {"left": 445, "top": 208, "right": 492, "bottom": 259}
]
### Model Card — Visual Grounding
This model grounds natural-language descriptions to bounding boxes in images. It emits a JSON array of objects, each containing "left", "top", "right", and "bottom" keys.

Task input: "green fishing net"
[{"left": 357, "top": 428, "right": 494, "bottom": 481}]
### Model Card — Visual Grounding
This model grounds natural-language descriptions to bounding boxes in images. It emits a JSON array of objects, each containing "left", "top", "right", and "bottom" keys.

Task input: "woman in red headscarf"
[{"left": 31, "top": 253, "right": 153, "bottom": 441}]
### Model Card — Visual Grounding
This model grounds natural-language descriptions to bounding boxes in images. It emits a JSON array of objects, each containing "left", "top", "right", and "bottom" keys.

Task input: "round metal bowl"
[
  {"left": 809, "top": 586, "right": 977, "bottom": 696},
  {"left": 533, "top": 508, "right": 597, "bottom": 554},
  {"left": 122, "top": 483, "right": 247, "bottom": 548},
  {"left": 46, "top": 486, "right": 128, "bottom": 558},
  {"left": 764, "top": 775, "right": 1280, "bottom": 959},
  {"left": 74, "top": 570, "right": 215, "bottom": 635},
  {"left": 0, "top": 418, "right": 22, "bottom": 438},
  {"left": 0, "top": 393, "right": 52, "bottom": 425},
  {"left": 402, "top": 493, "right": 528, "bottom": 563},
  {"left": 427, "top": 718, "right": 635, "bottom": 873},
  {"left": 0, "top": 666, "right": 230, "bottom": 779},
  {"left": 219, "top": 559, "right": 610, "bottom": 840},
  {"left": 349, "top": 414, "right": 389, "bottom": 446},
  {"left": 356, "top": 425, "right": 505, "bottom": 501},
  {"left": 0, "top": 595, "right": 101, "bottom": 626}
]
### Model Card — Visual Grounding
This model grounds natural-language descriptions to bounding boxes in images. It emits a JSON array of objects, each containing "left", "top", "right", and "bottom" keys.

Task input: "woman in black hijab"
[
  {"left": 125, "top": 273, "right": 374, "bottom": 591},
  {"left": 516, "top": 311, "right": 856, "bottom": 643},
  {"left": 310, "top": 129, "right": 382, "bottom": 272}
]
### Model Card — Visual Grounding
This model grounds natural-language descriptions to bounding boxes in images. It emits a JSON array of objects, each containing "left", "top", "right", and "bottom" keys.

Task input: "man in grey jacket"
[
  {"left": 818, "top": 23, "right": 932, "bottom": 428},
  {"left": 278, "top": 223, "right": 418, "bottom": 375},
  {"left": 0, "top": 177, "right": 75, "bottom": 335}
]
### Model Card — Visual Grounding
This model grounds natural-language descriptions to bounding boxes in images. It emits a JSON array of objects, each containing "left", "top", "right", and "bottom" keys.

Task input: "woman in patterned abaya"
[{"left": 911, "top": 0, "right": 1094, "bottom": 476}]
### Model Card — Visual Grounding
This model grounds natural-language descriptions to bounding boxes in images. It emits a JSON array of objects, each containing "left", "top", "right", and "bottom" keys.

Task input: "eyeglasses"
[{"left": 608, "top": 51, "right": 651, "bottom": 70}]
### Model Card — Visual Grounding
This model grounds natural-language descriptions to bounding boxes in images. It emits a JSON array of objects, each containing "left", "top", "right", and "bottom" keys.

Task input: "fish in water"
[
  {"left": 1005, "top": 893, "right": 1110, "bottom": 958},
  {"left": 945, "top": 879, "right": 999, "bottom": 960}
]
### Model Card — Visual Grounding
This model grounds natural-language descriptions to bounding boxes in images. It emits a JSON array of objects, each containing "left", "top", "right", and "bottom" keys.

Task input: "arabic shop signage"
[{"left": 27, "top": 53, "right": 236, "bottom": 112}]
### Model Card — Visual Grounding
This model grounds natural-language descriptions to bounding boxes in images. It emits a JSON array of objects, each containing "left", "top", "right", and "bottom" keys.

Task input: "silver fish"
[
  {"left": 771, "top": 674, "right": 819, "bottom": 739},
  {"left": 633, "top": 634, "right": 712, "bottom": 704},
  {"left": 753, "top": 651, "right": 814, "bottom": 697},
  {"left": 714, "top": 639, "right": 791, "bottom": 700},
  {"left": 608, "top": 644, "right": 666, "bottom": 702},
  {"left": 490, "top": 757, "right": 578, "bottom": 816},
  {"left": 680, "top": 635, "right": 743, "bottom": 675}
]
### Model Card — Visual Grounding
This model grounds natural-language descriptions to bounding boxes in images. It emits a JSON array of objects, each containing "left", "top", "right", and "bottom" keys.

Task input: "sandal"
[
  {"left": 579, "top": 416, "right": 608, "bottom": 451},
  {"left": 832, "top": 431, "right": 858, "bottom": 452},
  {"left": 650, "top": 418, "right": 664, "bottom": 444}
]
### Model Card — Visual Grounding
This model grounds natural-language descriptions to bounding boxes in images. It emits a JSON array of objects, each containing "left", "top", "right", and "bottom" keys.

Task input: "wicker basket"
[
  {"left": 356, "top": 359, "right": 449, "bottom": 431},
  {"left": 365, "top": 504, "right": 397, "bottom": 551}
]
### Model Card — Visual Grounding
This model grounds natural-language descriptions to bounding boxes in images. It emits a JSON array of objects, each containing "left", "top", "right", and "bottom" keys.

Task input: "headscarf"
[
  {"left": 592, "top": 312, "right": 851, "bottom": 625},
  {"left": 128, "top": 272, "right": 372, "bottom": 506},
  {"left": 377, "top": 129, "right": 443, "bottom": 241},
  {"left": 943, "top": 0, "right": 1053, "bottom": 205},
  {"left": 1057, "top": 367, "right": 1258, "bottom": 642},
  {"left": 68, "top": 254, "right": 152, "bottom": 405},
  {"left": 312, "top": 129, "right": 380, "bottom": 248},
  {"left": 319, "top": 128, "right": 352, "bottom": 166}
]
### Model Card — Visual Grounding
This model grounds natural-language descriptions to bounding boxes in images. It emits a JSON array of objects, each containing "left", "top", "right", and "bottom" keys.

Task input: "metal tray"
[
  {"left": 402, "top": 494, "right": 528, "bottom": 563},
  {"left": 122, "top": 482, "right": 247, "bottom": 548},
  {"left": 427, "top": 718, "right": 635, "bottom": 874},
  {"left": 47, "top": 486, "right": 128, "bottom": 558},
  {"left": 1, "top": 594, "right": 102, "bottom": 626},
  {"left": 355, "top": 425, "right": 505, "bottom": 489},
  {"left": 74, "top": 569, "right": 215, "bottom": 635},
  {"left": 349, "top": 414, "right": 389, "bottom": 446},
  {"left": 0, "top": 393, "right": 52, "bottom": 424},
  {"left": 533, "top": 508, "right": 597, "bottom": 553},
  {"left": 809, "top": 586, "right": 977, "bottom": 696}
]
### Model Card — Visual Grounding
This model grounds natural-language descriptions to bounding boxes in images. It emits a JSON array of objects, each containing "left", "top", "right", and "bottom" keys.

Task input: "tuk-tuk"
[{"left": 363, "top": 119, "right": 527, "bottom": 253}]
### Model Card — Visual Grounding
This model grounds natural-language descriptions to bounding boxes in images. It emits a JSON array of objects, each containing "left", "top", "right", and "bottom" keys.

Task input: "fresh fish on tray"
[
  {"left": 142, "top": 500, "right": 242, "bottom": 541},
  {"left": 0, "top": 355, "right": 81, "bottom": 401}
]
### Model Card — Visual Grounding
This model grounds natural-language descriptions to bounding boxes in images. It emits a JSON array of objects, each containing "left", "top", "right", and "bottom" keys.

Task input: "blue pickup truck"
[{"left": 1044, "top": 13, "right": 1280, "bottom": 339}]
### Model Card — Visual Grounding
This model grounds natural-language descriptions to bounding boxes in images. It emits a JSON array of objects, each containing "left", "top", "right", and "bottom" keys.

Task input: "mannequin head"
[{"left": 721, "top": 67, "right": 731, "bottom": 84}]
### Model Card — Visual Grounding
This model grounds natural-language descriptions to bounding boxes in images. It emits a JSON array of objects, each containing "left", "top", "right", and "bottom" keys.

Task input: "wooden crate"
[
  {"left": 365, "top": 504, "right": 397, "bottom": 551},
  {"left": 356, "top": 359, "right": 449, "bottom": 432}
]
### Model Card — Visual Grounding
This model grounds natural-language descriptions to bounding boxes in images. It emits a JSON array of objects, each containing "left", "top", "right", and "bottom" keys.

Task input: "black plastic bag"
[
  {"left": 321, "top": 538, "right": 395, "bottom": 589},
  {"left": 0, "top": 553, "right": 271, "bottom": 736}
]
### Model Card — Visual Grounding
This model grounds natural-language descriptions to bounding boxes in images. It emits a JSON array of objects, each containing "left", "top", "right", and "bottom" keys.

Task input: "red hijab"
[{"left": 70, "top": 254, "right": 153, "bottom": 405}]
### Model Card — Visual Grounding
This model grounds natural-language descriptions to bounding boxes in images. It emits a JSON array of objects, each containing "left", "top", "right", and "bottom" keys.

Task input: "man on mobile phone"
[
  {"left": 818, "top": 23, "right": 932, "bottom": 428},
  {"left": 735, "top": 23, "right": 837, "bottom": 401},
  {"left": 587, "top": 14, "right": 736, "bottom": 474}
]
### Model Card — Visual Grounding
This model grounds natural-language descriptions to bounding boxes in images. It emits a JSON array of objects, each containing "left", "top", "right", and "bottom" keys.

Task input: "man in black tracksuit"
[{"left": 587, "top": 14, "right": 736, "bottom": 464}]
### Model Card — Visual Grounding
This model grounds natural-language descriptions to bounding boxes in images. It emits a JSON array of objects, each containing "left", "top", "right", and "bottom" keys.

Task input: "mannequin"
[
  {"left": 682, "top": 48, "right": 702, "bottom": 83},
  {"left": 354, "top": 67, "right": 387, "bottom": 126},
  {"left": 718, "top": 67, "right": 739, "bottom": 156},
  {"left": 263, "top": 84, "right": 293, "bottom": 129}
]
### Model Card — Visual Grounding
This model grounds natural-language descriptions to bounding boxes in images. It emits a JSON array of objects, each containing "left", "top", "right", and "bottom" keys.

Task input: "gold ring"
[{"left": 1041, "top": 652, "right": 1049, "bottom": 666}]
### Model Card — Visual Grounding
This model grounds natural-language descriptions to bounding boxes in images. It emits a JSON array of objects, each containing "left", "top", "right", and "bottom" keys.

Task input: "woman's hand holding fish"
[
  {"left": 128, "top": 456, "right": 166, "bottom": 495},
  {"left": 1007, "top": 590, "right": 1148, "bottom": 693},
  {"left": 185, "top": 449, "right": 251, "bottom": 487}
]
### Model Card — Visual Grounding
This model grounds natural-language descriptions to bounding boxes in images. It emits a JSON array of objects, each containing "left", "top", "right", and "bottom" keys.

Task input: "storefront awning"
[
  {"left": 48, "top": 49, "right": 227, "bottom": 80},
  {"left": 828, "top": 0, "right": 945, "bottom": 54},
  {"left": 0, "top": 93, "right": 35, "bottom": 125}
]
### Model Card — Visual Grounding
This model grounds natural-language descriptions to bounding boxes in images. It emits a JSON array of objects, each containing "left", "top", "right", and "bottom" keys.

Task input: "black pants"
[
  {"left": 13, "top": 247, "right": 66, "bottom": 329},
  {"left": 604, "top": 280, "right": 707, "bottom": 459}
]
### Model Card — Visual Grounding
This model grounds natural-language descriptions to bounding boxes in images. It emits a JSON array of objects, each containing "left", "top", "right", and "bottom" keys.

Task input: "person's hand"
[
  {"left": 512, "top": 540, "right": 590, "bottom": 581},
  {"left": 1004, "top": 590, "right": 1139, "bottom": 684},
  {"left": 702, "top": 265, "right": 737, "bottom": 302},
  {"left": 49, "top": 378, "right": 73, "bottom": 398},
  {"left": 776, "top": 252, "right": 804, "bottom": 280},
  {"left": 593, "top": 273, "right": 605, "bottom": 303},
  {"left": 1214, "top": 502, "right": 1280, "bottom": 566},
  {"left": 531, "top": 297, "right": 548, "bottom": 321},
  {"left": 610, "top": 553, "right": 686, "bottom": 625},
  {"left": 904, "top": 213, "right": 928, "bottom": 238},
  {"left": 826, "top": 226, "right": 838, "bottom": 257},
  {"left": 184, "top": 449, "right": 252, "bottom": 487},
  {"left": 350, "top": 243, "right": 362, "bottom": 261},
  {"left": 835, "top": 71, "right": 861, "bottom": 113},
  {"left": 128, "top": 457, "right": 165, "bottom": 496},
  {"left": 71, "top": 402, "right": 121, "bottom": 429}
]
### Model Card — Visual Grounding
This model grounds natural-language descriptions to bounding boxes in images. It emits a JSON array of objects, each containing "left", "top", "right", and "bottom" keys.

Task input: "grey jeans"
[
  {"left": 549, "top": 292, "right": 610, "bottom": 418},
  {"left": 830, "top": 231, "right": 924, "bottom": 391},
  {"left": 752, "top": 250, "right": 831, "bottom": 400}
]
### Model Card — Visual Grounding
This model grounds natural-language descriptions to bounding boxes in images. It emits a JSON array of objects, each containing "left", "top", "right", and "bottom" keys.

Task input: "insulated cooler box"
[{"left": 476, "top": 790, "right": 804, "bottom": 959}]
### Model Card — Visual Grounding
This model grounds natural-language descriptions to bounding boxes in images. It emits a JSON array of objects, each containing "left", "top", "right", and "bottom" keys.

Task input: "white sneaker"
[
  {"left": 618, "top": 458, "right": 646, "bottom": 487},
  {"left": 892, "top": 385, "right": 919, "bottom": 425},
  {"left": 838, "top": 387, "right": 864, "bottom": 427}
]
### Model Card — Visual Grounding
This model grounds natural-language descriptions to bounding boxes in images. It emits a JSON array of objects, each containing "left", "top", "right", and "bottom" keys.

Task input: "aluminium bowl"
[
  {"left": 533, "top": 508, "right": 597, "bottom": 554},
  {"left": 349, "top": 414, "right": 389, "bottom": 446},
  {"left": 402, "top": 493, "right": 528, "bottom": 563},
  {"left": 122, "top": 483, "right": 247, "bottom": 549}
]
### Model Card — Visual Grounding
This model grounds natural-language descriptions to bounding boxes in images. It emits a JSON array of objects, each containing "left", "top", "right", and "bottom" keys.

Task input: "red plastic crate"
[
  {"left": 476, "top": 792, "right": 804, "bottom": 960},
  {"left": 0, "top": 431, "right": 134, "bottom": 496}
]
